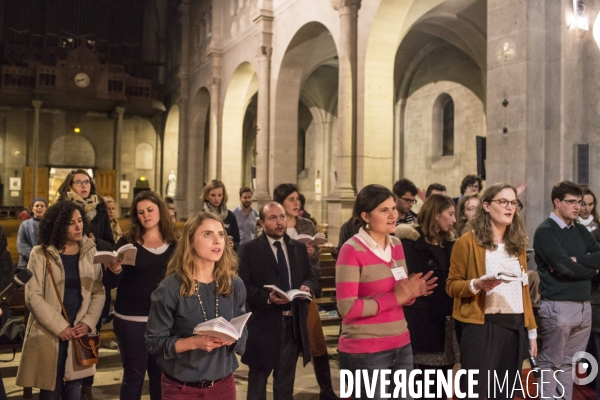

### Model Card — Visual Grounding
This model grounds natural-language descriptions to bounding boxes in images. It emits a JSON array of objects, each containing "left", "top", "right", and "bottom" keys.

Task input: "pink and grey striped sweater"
[{"left": 335, "top": 235, "right": 412, "bottom": 354}]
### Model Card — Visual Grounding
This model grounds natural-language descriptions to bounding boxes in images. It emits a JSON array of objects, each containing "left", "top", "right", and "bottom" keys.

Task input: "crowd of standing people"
[{"left": 0, "top": 170, "right": 598, "bottom": 400}]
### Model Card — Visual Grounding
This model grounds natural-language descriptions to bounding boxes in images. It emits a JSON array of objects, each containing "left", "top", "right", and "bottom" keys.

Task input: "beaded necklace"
[{"left": 194, "top": 280, "right": 219, "bottom": 321}]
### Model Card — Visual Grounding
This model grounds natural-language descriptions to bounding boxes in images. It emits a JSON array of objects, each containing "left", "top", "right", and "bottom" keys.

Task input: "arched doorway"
[{"left": 163, "top": 105, "right": 179, "bottom": 199}]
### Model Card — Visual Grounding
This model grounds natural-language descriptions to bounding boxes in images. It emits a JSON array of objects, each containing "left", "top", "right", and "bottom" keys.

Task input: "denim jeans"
[
  {"left": 339, "top": 344, "right": 414, "bottom": 400},
  {"left": 39, "top": 340, "right": 82, "bottom": 400},
  {"left": 114, "top": 317, "right": 162, "bottom": 400}
]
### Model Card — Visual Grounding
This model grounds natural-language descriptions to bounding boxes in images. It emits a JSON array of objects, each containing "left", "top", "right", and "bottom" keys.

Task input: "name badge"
[{"left": 391, "top": 266, "right": 407, "bottom": 281}]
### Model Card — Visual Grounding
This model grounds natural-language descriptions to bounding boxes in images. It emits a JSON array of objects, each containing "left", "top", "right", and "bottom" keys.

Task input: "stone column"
[
  {"left": 207, "top": 74, "right": 220, "bottom": 180},
  {"left": 31, "top": 100, "right": 42, "bottom": 199},
  {"left": 253, "top": 3, "right": 274, "bottom": 205},
  {"left": 327, "top": 0, "right": 361, "bottom": 245},
  {"left": 114, "top": 107, "right": 125, "bottom": 201},
  {"left": 176, "top": 0, "right": 190, "bottom": 216}
]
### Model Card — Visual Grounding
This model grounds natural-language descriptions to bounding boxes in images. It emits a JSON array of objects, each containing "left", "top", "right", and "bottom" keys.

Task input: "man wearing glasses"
[
  {"left": 392, "top": 178, "right": 418, "bottom": 225},
  {"left": 533, "top": 181, "right": 600, "bottom": 400}
]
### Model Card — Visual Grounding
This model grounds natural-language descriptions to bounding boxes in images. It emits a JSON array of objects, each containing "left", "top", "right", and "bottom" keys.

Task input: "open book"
[
  {"left": 480, "top": 270, "right": 522, "bottom": 283},
  {"left": 296, "top": 233, "right": 328, "bottom": 246},
  {"left": 264, "top": 284, "right": 312, "bottom": 301},
  {"left": 192, "top": 312, "right": 252, "bottom": 342},
  {"left": 94, "top": 243, "right": 137, "bottom": 265}
]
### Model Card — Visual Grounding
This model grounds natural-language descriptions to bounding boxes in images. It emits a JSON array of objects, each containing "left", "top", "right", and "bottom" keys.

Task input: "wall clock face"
[{"left": 74, "top": 72, "right": 91, "bottom": 88}]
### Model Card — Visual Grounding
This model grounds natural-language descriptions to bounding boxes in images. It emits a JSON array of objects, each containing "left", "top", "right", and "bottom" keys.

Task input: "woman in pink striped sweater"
[{"left": 336, "top": 184, "right": 437, "bottom": 399}]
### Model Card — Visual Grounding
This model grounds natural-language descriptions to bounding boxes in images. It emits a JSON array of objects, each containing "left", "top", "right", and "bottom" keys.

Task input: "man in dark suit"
[{"left": 238, "top": 201, "right": 317, "bottom": 400}]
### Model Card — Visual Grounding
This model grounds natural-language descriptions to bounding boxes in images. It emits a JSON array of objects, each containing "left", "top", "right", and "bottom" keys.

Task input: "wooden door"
[
  {"left": 95, "top": 169, "right": 116, "bottom": 200},
  {"left": 24, "top": 167, "right": 49, "bottom": 207}
]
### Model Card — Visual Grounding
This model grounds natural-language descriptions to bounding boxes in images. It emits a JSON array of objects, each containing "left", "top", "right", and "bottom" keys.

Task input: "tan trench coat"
[{"left": 16, "top": 237, "right": 105, "bottom": 391}]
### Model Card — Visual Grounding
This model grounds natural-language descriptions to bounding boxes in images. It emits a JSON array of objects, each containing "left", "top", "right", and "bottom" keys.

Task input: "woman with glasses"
[
  {"left": 57, "top": 169, "right": 115, "bottom": 400},
  {"left": 447, "top": 183, "right": 536, "bottom": 399},
  {"left": 336, "top": 184, "right": 437, "bottom": 399},
  {"left": 454, "top": 194, "right": 480, "bottom": 237}
]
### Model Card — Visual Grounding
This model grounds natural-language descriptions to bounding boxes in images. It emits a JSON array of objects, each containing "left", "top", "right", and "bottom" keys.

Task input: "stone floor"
[{"left": 0, "top": 325, "right": 342, "bottom": 400}]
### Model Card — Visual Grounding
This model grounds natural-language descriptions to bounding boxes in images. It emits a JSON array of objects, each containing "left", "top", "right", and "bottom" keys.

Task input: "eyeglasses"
[
  {"left": 561, "top": 199, "right": 584, "bottom": 207},
  {"left": 490, "top": 199, "right": 518, "bottom": 208},
  {"left": 73, "top": 179, "right": 91, "bottom": 187},
  {"left": 400, "top": 197, "right": 417, "bottom": 204}
]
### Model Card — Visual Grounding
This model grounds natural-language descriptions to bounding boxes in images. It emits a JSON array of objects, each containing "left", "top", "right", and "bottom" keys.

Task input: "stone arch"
[
  {"left": 163, "top": 105, "right": 179, "bottom": 198},
  {"left": 363, "top": 0, "right": 485, "bottom": 188},
  {"left": 221, "top": 62, "right": 258, "bottom": 206},
  {"left": 271, "top": 21, "right": 338, "bottom": 189},
  {"left": 49, "top": 135, "right": 96, "bottom": 166},
  {"left": 135, "top": 142, "right": 154, "bottom": 170},
  {"left": 432, "top": 93, "right": 453, "bottom": 158}
]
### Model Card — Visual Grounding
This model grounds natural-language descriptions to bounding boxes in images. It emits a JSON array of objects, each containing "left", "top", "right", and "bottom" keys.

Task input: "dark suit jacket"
[{"left": 238, "top": 233, "right": 317, "bottom": 369}]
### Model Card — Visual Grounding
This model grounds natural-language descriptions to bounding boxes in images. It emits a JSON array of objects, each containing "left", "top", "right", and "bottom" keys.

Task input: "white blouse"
[{"left": 484, "top": 244, "right": 524, "bottom": 314}]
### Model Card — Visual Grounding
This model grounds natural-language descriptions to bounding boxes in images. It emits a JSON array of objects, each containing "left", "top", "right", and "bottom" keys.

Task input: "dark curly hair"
[{"left": 39, "top": 201, "right": 90, "bottom": 250}]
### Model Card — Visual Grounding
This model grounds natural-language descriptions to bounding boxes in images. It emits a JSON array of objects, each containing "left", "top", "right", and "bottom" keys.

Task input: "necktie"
[{"left": 273, "top": 241, "right": 291, "bottom": 291}]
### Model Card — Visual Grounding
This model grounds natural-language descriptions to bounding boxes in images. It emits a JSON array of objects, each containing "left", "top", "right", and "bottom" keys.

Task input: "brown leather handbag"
[{"left": 43, "top": 248, "right": 101, "bottom": 366}]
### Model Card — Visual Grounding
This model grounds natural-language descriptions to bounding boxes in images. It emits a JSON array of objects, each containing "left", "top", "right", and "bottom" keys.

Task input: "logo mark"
[{"left": 572, "top": 351, "right": 598, "bottom": 385}]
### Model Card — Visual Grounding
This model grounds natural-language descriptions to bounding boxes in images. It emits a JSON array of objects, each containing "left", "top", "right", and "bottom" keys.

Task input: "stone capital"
[
  {"left": 257, "top": 45, "right": 272, "bottom": 59},
  {"left": 115, "top": 106, "right": 126, "bottom": 116},
  {"left": 207, "top": 77, "right": 221, "bottom": 87},
  {"left": 331, "top": 0, "right": 361, "bottom": 12},
  {"left": 31, "top": 100, "right": 42, "bottom": 109}
]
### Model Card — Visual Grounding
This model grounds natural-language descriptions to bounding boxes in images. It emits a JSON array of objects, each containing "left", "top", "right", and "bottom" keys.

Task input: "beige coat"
[{"left": 16, "top": 237, "right": 105, "bottom": 391}]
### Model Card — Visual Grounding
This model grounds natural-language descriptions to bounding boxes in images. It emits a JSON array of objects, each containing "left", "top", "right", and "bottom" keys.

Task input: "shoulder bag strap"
[{"left": 43, "top": 247, "right": 72, "bottom": 326}]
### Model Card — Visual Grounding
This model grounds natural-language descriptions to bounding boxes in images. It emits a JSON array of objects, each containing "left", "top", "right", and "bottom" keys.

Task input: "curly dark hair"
[{"left": 39, "top": 201, "right": 90, "bottom": 250}]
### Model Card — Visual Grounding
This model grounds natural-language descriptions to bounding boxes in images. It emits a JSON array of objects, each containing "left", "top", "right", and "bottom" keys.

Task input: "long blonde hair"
[
  {"left": 470, "top": 183, "right": 528, "bottom": 257},
  {"left": 166, "top": 212, "right": 238, "bottom": 298}
]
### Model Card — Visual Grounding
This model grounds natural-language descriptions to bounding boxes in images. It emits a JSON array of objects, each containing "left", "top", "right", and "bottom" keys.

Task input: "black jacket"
[
  {"left": 401, "top": 226, "right": 454, "bottom": 353},
  {"left": 90, "top": 201, "right": 115, "bottom": 252},
  {"left": 238, "top": 233, "right": 317, "bottom": 369}
]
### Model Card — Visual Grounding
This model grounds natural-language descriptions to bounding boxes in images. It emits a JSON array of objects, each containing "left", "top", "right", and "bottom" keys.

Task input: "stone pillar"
[
  {"left": 327, "top": 0, "right": 361, "bottom": 245},
  {"left": 486, "top": 0, "right": 546, "bottom": 243},
  {"left": 176, "top": 0, "right": 190, "bottom": 216},
  {"left": 31, "top": 100, "right": 42, "bottom": 199},
  {"left": 253, "top": 3, "right": 273, "bottom": 205},
  {"left": 207, "top": 74, "right": 220, "bottom": 180},
  {"left": 114, "top": 107, "right": 125, "bottom": 201}
]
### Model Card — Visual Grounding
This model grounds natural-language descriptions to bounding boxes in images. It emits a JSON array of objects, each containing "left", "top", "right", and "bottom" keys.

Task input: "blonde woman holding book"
[{"left": 146, "top": 212, "right": 247, "bottom": 400}]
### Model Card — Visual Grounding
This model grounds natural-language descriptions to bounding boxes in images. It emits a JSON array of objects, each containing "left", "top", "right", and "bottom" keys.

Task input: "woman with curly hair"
[
  {"left": 16, "top": 201, "right": 105, "bottom": 400},
  {"left": 446, "top": 183, "right": 536, "bottom": 399},
  {"left": 201, "top": 180, "right": 240, "bottom": 251},
  {"left": 146, "top": 212, "right": 247, "bottom": 399},
  {"left": 104, "top": 191, "right": 178, "bottom": 400},
  {"left": 58, "top": 170, "right": 115, "bottom": 398}
]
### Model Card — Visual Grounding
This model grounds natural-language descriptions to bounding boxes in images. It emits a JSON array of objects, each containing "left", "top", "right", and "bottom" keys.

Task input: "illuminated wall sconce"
[
  {"left": 74, "top": 127, "right": 81, "bottom": 133},
  {"left": 569, "top": 0, "right": 589, "bottom": 30}
]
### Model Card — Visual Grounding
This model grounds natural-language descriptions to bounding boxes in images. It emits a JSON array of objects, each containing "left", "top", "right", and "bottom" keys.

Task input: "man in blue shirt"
[{"left": 232, "top": 187, "right": 259, "bottom": 244}]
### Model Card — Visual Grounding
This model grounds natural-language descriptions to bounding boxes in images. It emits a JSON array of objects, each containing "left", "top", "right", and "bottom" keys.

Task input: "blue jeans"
[
  {"left": 339, "top": 344, "right": 414, "bottom": 400},
  {"left": 114, "top": 317, "right": 162, "bottom": 400},
  {"left": 39, "top": 340, "right": 82, "bottom": 400}
]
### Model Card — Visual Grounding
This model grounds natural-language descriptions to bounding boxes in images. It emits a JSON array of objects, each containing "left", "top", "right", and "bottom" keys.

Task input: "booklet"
[
  {"left": 296, "top": 233, "right": 328, "bottom": 246},
  {"left": 263, "top": 284, "right": 312, "bottom": 301},
  {"left": 192, "top": 312, "right": 252, "bottom": 342},
  {"left": 480, "top": 270, "right": 522, "bottom": 283},
  {"left": 93, "top": 243, "right": 137, "bottom": 265}
]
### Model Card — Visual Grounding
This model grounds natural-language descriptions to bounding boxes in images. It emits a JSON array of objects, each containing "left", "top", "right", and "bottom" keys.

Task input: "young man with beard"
[
  {"left": 232, "top": 187, "right": 259, "bottom": 244},
  {"left": 238, "top": 202, "right": 317, "bottom": 400}
]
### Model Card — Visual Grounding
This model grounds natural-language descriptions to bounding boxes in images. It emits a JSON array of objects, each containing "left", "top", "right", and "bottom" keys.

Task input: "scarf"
[
  {"left": 66, "top": 191, "right": 100, "bottom": 214},
  {"left": 578, "top": 215, "right": 598, "bottom": 232},
  {"left": 203, "top": 201, "right": 229, "bottom": 220}
]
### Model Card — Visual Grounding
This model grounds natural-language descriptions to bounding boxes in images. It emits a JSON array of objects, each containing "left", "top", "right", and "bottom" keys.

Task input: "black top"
[
  {"left": 534, "top": 217, "right": 600, "bottom": 301},
  {"left": 60, "top": 253, "right": 82, "bottom": 324},
  {"left": 146, "top": 275, "right": 247, "bottom": 381},
  {"left": 90, "top": 202, "right": 115, "bottom": 252},
  {"left": 223, "top": 211, "right": 240, "bottom": 251},
  {"left": 104, "top": 237, "right": 175, "bottom": 316},
  {"left": 401, "top": 227, "right": 454, "bottom": 353}
]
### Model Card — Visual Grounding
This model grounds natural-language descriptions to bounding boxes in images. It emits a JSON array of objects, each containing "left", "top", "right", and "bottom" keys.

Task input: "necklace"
[{"left": 194, "top": 280, "right": 219, "bottom": 321}]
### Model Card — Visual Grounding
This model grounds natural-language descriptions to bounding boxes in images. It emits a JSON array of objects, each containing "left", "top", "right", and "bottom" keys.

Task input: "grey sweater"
[{"left": 17, "top": 218, "right": 40, "bottom": 268}]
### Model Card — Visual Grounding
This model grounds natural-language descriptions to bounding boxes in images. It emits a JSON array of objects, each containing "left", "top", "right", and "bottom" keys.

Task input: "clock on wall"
[{"left": 73, "top": 72, "right": 91, "bottom": 88}]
